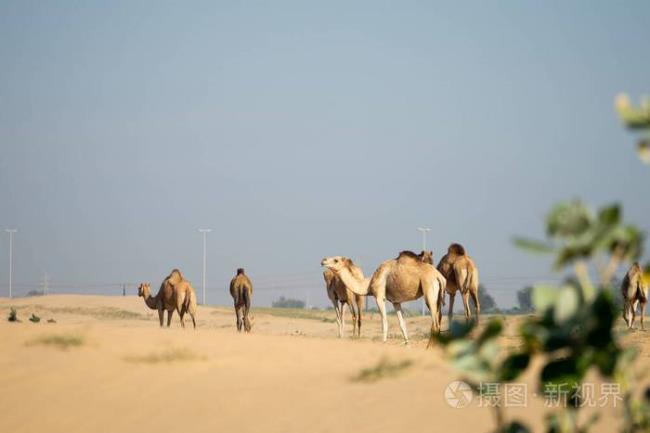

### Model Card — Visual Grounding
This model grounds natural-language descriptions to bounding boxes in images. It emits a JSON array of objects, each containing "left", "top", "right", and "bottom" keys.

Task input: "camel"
[
  {"left": 322, "top": 252, "right": 445, "bottom": 344},
  {"left": 323, "top": 268, "right": 365, "bottom": 337},
  {"left": 437, "top": 243, "right": 480, "bottom": 324},
  {"left": 229, "top": 268, "right": 253, "bottom": 332},
  {"left": 621, "top": 262, "right": 648, "bottom": 330},
  {"left": 137, "top": 268, "right": 197, "bottom": 329}
]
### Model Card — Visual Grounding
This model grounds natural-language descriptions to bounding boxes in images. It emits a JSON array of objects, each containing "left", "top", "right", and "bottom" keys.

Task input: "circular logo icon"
[{"left": 444, "top": 380, "right": 473, "bottom": 408}]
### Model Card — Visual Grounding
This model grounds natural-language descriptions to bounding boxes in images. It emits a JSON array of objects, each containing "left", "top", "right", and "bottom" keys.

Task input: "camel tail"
[
  {"left": 637, "top": 280, "right": 648, "bottom": 303},
  {"left": 437, "top": 275, "right": 446, "bottom": 312},
  {"left": 242, "top": 288, "right": 252, "bottom": 332}
]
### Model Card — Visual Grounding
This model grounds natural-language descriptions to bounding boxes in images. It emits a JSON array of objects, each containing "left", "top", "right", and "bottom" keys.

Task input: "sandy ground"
[{"left": 0, "top": 295, "right": 647, "bottom": 433}]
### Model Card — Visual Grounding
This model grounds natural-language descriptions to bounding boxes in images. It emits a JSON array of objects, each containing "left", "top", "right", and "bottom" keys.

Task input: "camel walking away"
[
  {"left": 322, "top": 252, "right": 445, "bottom": 344},
  {"left": 230, "top": 268, "right": 253, "bottom": 332},
  {"left": 437, "top": 243, "right": 480, "bottom": 324},
  {"left": 323, "top": 268, "right": 365, "bottom": 337},
  {"left": 621, "top": 262, "right": 648, "bottom": 329},
  {"left": 138, "top": 268, "right": 197, "bottom": 329}
]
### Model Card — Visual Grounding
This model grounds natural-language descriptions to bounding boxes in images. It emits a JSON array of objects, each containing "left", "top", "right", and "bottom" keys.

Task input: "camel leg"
[
  {"left": 639, "top": 301, "right": 646, "bottom": 330},
  {"left": 331, "top": 299, "right": 342, "bottom": 337},
  {"left": 423, "top": 283, "right": 440, "bottom": 347},
  {"left": 347, "top": 302, "right": 357, "bottom": 337},
  {"left": 624, "top": 303, "right": 633, "bottom": 329},
  {"left": 166, "top": 309, "right": 174, "bottom": 327},
  {"left": 340, "top": 302, "right": 346, "bottom": 338},
  {"left": 236, "top": 306, "right": 243, "bottom": 331},
  {"left": 470, "top": 289, "right": 481, "bottom": 324},
  {"left": 157, "top": 308, "right": 164, "bottom": 327},
  {"left": 356, "top": 296, "right": 363, "bottom": 337},
  {"left": 376, "top": 297, "right": 388, "bottom": 342},
  {"left": 393, "top": 303, "right": 408, "bottom": 344},
  {"left": 447, "top": 292, "right": 455, "bottom": 325},
  {"left": 177, "top": 302, "right": 187, "bottom": 329},
  {"left": 189, "top": 307, "right": 197, "bottom": 330},
  {"left": 462, "top": 292, "right": 472, "bottom": 323}
]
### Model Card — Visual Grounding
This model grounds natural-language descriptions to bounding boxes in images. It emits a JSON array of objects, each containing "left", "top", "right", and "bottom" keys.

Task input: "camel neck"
[
  {"left": 338, "top": 268, "right": 370, "bottom": 296},
  {"left": 143, "top": 293, "right": 158, "bottom": 310}
]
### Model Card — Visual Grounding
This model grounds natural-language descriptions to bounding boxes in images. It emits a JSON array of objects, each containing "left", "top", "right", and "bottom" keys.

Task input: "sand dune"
[{"left": 0, "top": 295, "right": 646, "bottom": 433}]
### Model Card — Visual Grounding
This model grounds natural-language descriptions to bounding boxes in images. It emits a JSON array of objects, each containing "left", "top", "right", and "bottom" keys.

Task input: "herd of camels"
[{"left": 137, "top": 243, "right": 649, "bottom": 342}]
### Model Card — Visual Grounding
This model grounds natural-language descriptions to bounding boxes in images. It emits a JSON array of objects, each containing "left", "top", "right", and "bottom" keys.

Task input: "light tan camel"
[
  {"left": 229, "top": 268, "right": 253, "bottom": 332},
  {"left": 323, "top": 268, "right": 365, "bottom": 337},
  {"left": 322, "top": 252, "right": 445, "bottom": 344},
  {"left": 621, "top": 262, "right": 648, "bottom": 330},
  {"left": 138, "top": 269, "right": 197, "bottom": 329},
  {"left": 437, "top": 243, "right": 480, "bottom": 324}
]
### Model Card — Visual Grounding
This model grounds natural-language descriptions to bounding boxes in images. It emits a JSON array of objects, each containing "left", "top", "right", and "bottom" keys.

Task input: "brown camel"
[
  {"left": 323, "top": 268, "right": 365, "bottom": 337},
  {"left": 322, "top": 251, "right": 445, "bottom": 344},
  {"left": 437, "top": 243, "right": 480, "bottom": 324},
  {"left": 138, "top": 269, "right": 197, "bottom": 329},
  {"left": 621, "top": 262, "right": 648, "bottom": 330},
  {"left": 229, "top": 268, "right": 253, "bottom": 332}
]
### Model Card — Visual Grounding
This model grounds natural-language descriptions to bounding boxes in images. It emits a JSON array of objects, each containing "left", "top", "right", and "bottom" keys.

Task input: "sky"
[{"left": 1, "top": 1, "right": 649, "bottom": 308}]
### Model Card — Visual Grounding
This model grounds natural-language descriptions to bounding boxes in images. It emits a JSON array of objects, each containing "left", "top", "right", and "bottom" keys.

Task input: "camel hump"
[
  {"left": 397, "top": 250, "right": 419, "bottom": 260},
  {"left": 237, "top": 268, "right": 245, "bottom": 275},
  {"left": 448, "top": 243, "right": 466, "bottom": 256},
  {"left": 169, "top": 268, "right": 184, "bottom": 279}
]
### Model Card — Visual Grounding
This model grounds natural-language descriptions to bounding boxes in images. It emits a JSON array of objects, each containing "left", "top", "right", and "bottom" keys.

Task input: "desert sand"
[{"left": 0, "top": 295, "right": 647, "bottom": 433}]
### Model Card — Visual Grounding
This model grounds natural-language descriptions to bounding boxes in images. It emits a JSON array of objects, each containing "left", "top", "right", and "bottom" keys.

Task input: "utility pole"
[
  {"left": 5, "top": 229, "right": 17, "bottom": 299},
  {"left": 41, "top": 272, "right": 49, "bottom": 296},
  {"left": 417, "top": 227, "right": 431, "bottom": 315},
  {"left": 198, "top": 229, "right": 212, "bottom": 305}
]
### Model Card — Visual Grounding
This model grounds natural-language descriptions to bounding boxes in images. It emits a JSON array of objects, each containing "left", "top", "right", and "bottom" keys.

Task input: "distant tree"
[
  {"left": 478, "top": 285, "right": 497, "bottom": 312},
  {"left": 272, "top": 296, "right": 305, "bottom": 309},
  {"left": 516, "top": 286, "right": 533, "bottom": 312},
  {"left": 26, "top": 290, "right": 44, "bottom": 297}
]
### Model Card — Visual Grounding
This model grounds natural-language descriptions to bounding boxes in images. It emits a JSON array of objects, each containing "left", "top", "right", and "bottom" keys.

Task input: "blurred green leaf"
[
  {"left": 554, "top": 286, "right": 580, "bottom": 323},
  {"left": 499, "top": 353, "right": 531, "bottom": 382},
  {"left": 513, "top": 237, "right": 555, "bottom": 254},
  {"left": 540, "top": 357, "right": 585, "bottom": 387},
  {"left": 597, "top": 204, "right": 620, "bottom": 226},
  {"left": 477, "top": 319, "right": 503, "bottom": 345},
  {"left": 532, "top": 285, "right": 560, "bottom": 313},
  {"left": 546, "top": 201, "right": 593, "bottom": 238},
  {"left": 503, "top": 421, "right": 531, "bottom": 433}
]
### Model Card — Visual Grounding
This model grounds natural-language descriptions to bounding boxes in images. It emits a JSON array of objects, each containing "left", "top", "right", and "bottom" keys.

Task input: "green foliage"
[
  {"left": 516, "top": 287, "right": 533, "bottom": 312},
  {"left": 615, "top": 94, "right": 650, "bottom": 164},
  {"left": 8, "top": 307, "right": 18, "bottom": 322},
  {"left": 515, "top": 201, "right": 644, "bottom": 271},
  {"left": 436, "top": 196, "right": 646, "bottom": 433},
  {"left": 479, "top": 285, "right": 498, "bottom": 312},
  {"left": 271, "top": 296, "right": 305, "bottom": 309}
]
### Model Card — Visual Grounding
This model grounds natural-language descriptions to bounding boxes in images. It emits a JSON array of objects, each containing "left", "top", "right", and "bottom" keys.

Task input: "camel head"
[
  {"left": 321, "top": 256, "right": 352, "bottom": 273},
  {"left": 448, "top": 243, "right": 466, "bottom": 256},
  {"left": 419, "top": 250, "right": 434, "bottom": 264},
  {"left": 137, "top": 283, "right": 151, "bottom": 298}
]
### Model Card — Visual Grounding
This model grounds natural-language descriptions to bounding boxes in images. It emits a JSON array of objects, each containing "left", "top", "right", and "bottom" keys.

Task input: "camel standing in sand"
[
  {"left": 621, "top": 262, "right": 648, "bottom": 330},
  {"left": 323, "top": 268, "right": 365, "bottom": 337},
  {"left": 230, "top": 268, "right": 253, "bottom": 332},
  {"left": 322, "top": 252, "right": 445, "bottom": 344},
  {"left": 437, "top": 243, "right": 480, "bottom": 324},
  {"left": 138, "top": 269, "right": 197, "bottom": 329}
]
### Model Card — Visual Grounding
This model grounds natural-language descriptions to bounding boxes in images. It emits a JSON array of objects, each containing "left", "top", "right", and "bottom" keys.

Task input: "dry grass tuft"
[
  {"left": 28, "top": 333, "right": 85, "bottom": 350},
  {"left": 124, "top": 348, "right": 205, "bottom": 364},
  {"left": 352, "top": 357, "right": 414, "bottom": 383}
]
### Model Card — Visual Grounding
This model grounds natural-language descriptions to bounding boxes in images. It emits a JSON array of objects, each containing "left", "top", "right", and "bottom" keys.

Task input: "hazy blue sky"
[{"left": 1, "top": 1, "right": 649, "bottom": 308}]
